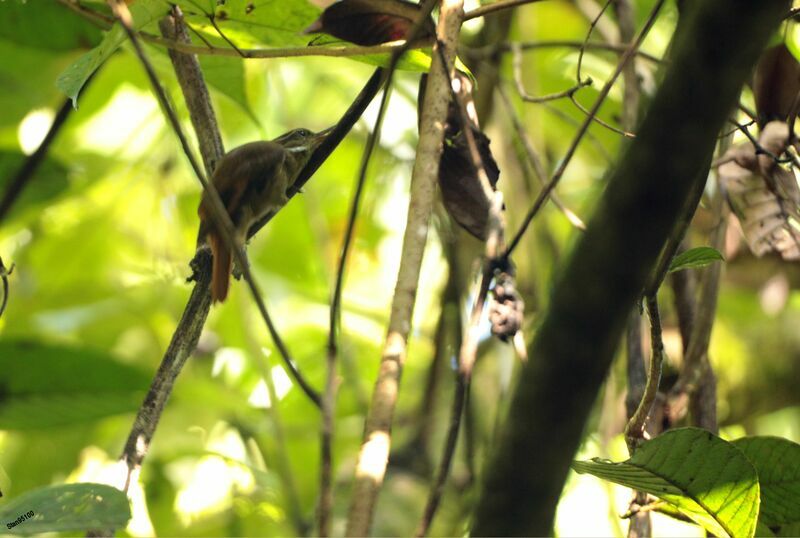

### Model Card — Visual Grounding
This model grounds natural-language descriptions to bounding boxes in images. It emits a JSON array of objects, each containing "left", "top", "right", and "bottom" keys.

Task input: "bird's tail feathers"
[{"left": 209, "top": 232, "right": 232, "bottom": 303}]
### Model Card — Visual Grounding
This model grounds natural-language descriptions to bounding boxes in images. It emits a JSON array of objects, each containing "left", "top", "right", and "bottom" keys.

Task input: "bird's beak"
[{"left": 317, "top": 125, "right": 335, "bottom": 139}]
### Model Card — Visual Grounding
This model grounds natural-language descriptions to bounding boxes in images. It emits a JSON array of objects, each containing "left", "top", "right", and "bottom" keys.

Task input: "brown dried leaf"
[
  {"left": 753, "top": 43, "right": 800, "bottom": 126},
  {"left": 420, "top": 72, "right": 501, "bottom": 240},
  {"left": 720, "top": 121, "right": 800, "bottom": 260}
]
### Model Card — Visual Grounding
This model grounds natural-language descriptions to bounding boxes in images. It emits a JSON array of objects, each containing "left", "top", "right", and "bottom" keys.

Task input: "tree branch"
[
  {"left": 471, "top": 0, "right": 786, "bottom": 534},
  {"left": 344, "top": 1, "right": 464, "bottom": 535}
]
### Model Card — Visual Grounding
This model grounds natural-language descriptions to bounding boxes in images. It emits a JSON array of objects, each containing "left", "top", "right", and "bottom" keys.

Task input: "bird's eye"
[{"left": 297, "top": 129, "right": 312, "bottom": 138}]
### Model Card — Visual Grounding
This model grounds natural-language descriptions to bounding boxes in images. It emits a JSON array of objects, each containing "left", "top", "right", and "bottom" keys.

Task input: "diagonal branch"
[
  {"left": 471, "top": 0, "right": 786, "bottom": 534},
  {"left": 0, "top": 97, "right": 74, "bottom": 224}
]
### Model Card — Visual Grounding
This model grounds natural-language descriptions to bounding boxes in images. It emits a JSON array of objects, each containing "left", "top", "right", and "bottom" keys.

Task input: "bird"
[{"left": 197, "top": 127, "right": 330, "bottom": 303}]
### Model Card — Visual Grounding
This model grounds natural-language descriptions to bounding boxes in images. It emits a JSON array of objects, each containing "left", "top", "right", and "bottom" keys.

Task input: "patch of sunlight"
[
  {"left": 462, "top": 0, "right": 484, "bottom": 33},
  {"left": 212, "top": 347, "right": 247, "bottom": 382},
  {"left": 246, "top": 352, "right": 292, "bottom": 408},
  {"left": 256, "top": 500, "right": 285, "bottom": 522},
  {"left": 268, "top": 360, "right": 293, "bottom": 401},
  {"left": 652, "top": 511, "right": 705, "bottom": 538},
  {"left": 0, "top": 228, "right": 32, "bottom": 254},
  {"left": 709, "top": 321, "right": 749, "bottom": 387},
  {"left": 172, "top": 423, "right": 255, "bottom": 527},
  {"left": 75, "top": 84, "right": 160, "bottom": 156},
  {"left": 35, "top": 299, "right": 118, "bottom": 334},
  {"left": 248, "top": 379, "right": 271, "bottom": 409},
  {"left": 753, "top": 406, "right": 800, "bottom": 443},
  {"left": 356, "top": 431, "right": 390, "bottom": 482},
  {"left": 362, "top": 81, "right": 417, "bottom": 160},
  {"left": 67, "top": 446, "right": 154, "bottom": 537},
  {"left": 17, "top": 108, "right": 54, "bottom": 155},
  {"left": 557, "top": 467, "right": 625, "bottom": 537},
  {"left": 719, "top": 424, "right": 747, "bottom": 442},
  {"left": 560, "top": 437, "right": 703, "bottom": 538}
]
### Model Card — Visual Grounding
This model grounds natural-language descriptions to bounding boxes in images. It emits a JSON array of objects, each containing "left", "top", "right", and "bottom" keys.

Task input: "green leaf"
[
  {"left": 0, "top": 483, "right": 130, "bottom": 535},
  {"left": 668, "top": 246, "right": 725, "bottom": 273},
  {"left": 0, "top": 152, "right": 70, "bottom": 222},
  {"left": 56, "top": 0, "right": 168, "bottom": 106},
  {"left": 0, "top": 341, "right": 150, "bottom": 430},
  {"left": 733, "top": 437, "right": 800, "bottom": 528},
  {"left": 200, "top": 55, "right": 259, "bottom": 125},
  {"left": 174, "top": 0, "right": 434, "bottom": 71},
  {"left": 0, "top": 463, "right": 10, "bottom": 499},
  {"left": 174, "top": 0, "right": 320, "bottom": 48},
  {"left": 786, "top": 22, "right": 800, "bottom": 64},
  {"left": 572, "top": 428, "right": 760, "bottom": 538},
  {"left": 0, "top": 1, "right": 102, "bottom": 51}
]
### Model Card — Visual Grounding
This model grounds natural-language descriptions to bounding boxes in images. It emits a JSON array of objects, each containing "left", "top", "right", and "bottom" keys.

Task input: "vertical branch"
[
  {"left": 344, "top": 2, "right": 465, "bottom": 535},
  {"left": 624, "top": 295, "right": 665, "bottom": 448},
  {"left": 318, "top": 81, "right": 392, "bottom": 538}
]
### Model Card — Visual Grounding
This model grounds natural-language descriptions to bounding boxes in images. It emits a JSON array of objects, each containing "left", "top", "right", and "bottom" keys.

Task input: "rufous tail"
[{"left": 209, "top": 232, "right": 232, "bottom": 303}]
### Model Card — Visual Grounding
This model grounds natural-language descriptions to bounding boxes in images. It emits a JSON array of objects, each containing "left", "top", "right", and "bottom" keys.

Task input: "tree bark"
[{"left": 471, "top": 0, "right": 788, "bottom": 535}]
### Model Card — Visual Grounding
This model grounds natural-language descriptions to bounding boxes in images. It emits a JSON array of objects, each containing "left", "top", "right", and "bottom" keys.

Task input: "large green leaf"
[
  {"left": 174, "top": 0, "right": 320, "bottom": 48},
  {"left": 56, "top": 0, "right": 169, "bottom": 106},
  {"left": 734, "top": 437, "right": 800, "bottom": 530},
  {"left": 0, "top": 151, "right": 70, "bottom": 221},
  {"left": 572, "top": 428, "right": 760, "bottom": 538},
  {"left": 174, "top": 0, "right": 433, "bottom": 71},
  {"left": 0, "top": 483, "right": 130, "bottom": 535},
  {"left": 0, "top": 1, "right": 102, "bottom": 51},
  {"left": 0, "top": 341, "right": 150, "bottom": 429}
]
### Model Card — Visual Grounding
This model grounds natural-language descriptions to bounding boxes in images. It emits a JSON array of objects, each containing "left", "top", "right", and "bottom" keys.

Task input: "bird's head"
[{"left": 273, "top": 127, "right": 332, "bottom": 156}]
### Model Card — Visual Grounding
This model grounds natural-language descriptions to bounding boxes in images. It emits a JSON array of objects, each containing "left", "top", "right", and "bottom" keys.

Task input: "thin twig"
[
  {"left": 345, "top": 1, "right": 461, "bottom": 535},
  {"left": 464, "top": 0, "right": 549, "bottom": 20},
  {"left": 107, "top": 0, "right": 322, "bottom": 408},
  {"left": 207, "top": 14, "right": 245, "bottom": 57},
  {"left": 0, "top": 97, "right": 74, "bottom": 224},
  {"left": 318, "top": 75, "right": 393, "bottom": 538},
  {"left": 540, "top": 101, "right": 614, "bottom": 162},
  {"left": 505, "top": 0, "right": 665, "bottom": 256},
  {"left": 318, "top": 5, "right": 442, "bottom": 532},
  {"left": 624, "top": 295, "right": 664, "bottom": 451},
  {"left": 466, "top": 40, "right": 663, "bottom": 65},
  {"left": 415, "top": 41, "right": 509, "bottom": 536},
  {"left": 512, "top": 43, "right": 593, "bottom": 104},
  {"left": 239, "top": 300, "right": 309, "bottom": 535},
  {"left": 576, "top": 0, "right": 614, "bottom": 86},
  {"left": 497, "top": 83, "right": 586, "bottom": 229},
  {"left": 569, "top": 94, "right": 635, "bottom": 137}
]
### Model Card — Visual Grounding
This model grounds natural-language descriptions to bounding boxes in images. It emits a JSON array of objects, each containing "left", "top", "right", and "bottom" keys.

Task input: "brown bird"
[{"left": 198, "top": 127, "right": 330, "bottom": 303}]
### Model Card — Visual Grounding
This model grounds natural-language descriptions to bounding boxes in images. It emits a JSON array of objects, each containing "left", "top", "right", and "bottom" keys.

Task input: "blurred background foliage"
[{"left": 0, "top": 0, "right": 798, "bottom": 536}]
